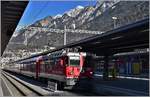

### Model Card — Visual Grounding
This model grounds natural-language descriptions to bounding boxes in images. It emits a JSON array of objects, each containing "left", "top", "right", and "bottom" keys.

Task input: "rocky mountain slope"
[{"left": 8, "top": 1, "right": 149, "bottom": 50}]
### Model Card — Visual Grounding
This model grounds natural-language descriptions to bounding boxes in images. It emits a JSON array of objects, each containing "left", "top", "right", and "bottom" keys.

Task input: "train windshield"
[{"left": 69, "top": 57, "right": 80, "bottom": 66}]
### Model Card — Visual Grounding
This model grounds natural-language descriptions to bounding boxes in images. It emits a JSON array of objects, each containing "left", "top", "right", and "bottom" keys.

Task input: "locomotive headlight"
[{"left": 70, "top": 70, "right": 74, "bottom": 75}]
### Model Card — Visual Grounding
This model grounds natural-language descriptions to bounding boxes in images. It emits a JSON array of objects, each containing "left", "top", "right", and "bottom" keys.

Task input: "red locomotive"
[{"left": 5, "top": 49, "right": 94, "bottom": 89}]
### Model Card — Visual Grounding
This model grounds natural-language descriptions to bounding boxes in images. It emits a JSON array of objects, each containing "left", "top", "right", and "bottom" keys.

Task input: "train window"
[
  {"left": 70, "top": 60, "right": 80, "bottom": 66},
  {"left": 69, "top": 57, "right": 80, "bottom": 66},
  {"left": 60, "top": 59, "right": 63, "bottom": 66}
]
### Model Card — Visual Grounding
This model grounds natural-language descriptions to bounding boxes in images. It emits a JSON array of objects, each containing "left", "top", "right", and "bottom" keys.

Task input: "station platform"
[{"left": 91, "top": 74, "right": 149, "bottom": 96}]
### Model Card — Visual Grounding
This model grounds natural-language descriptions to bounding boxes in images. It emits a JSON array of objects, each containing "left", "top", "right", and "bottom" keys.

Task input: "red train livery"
[{"left": 6, "top": 50, "right": 94, "bottom": 89}]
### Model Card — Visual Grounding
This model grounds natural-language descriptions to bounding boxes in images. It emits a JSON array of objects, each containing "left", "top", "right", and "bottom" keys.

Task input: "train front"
[{"left": 65, "top": 52, "right": 86, "bottom": 85}]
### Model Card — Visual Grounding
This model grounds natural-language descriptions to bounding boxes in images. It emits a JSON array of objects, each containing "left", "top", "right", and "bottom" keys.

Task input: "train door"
[{"left": 36, "top": 59, "right": 42, "bottom": 79}]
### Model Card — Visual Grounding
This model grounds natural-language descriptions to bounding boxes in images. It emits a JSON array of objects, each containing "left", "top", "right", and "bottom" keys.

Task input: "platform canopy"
[
  {"left": 1, "top": 1, "right": 28, "bottom": 56},
  {"left": 43, "top": 17, "right": 149, "bottom": 56}
]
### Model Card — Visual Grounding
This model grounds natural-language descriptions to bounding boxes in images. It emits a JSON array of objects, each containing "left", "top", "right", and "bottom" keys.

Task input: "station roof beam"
[{"left": 1, "top": 1, "right": 28, "bottom": 56}]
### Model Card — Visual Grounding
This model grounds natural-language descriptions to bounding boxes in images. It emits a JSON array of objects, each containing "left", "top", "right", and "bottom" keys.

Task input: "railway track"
[
  {"left": 1, "top": 70, "right": 100, "bottom": 96},
  {"left": 1, "top": 71, "right": 50, "bottom": 96}
]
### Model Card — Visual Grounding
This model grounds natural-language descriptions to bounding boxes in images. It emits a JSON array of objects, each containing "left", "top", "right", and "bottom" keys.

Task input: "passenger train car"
[{"left": 5, "top": 49, "right": 95, "bottom": 89}]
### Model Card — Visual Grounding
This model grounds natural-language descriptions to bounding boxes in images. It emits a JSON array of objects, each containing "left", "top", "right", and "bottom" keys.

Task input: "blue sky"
[{"left": 18, "top": 0, "right": 97, "bottom": 27}]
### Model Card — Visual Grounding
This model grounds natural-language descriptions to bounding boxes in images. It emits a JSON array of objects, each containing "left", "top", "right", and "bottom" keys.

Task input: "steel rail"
[{"left": 2, "top": 71, "right": 44, "bottom": 96}]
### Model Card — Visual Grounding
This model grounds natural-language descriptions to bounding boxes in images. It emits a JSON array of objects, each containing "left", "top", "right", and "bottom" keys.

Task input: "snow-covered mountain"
[
  {"left": 65, "top": 5, "right": 84, "bottom": 17},
  {"left": 30, "top": 5, "right": 95, "bottom": 29},
  {"left": 53, "top": 14, "right": 63, "bottom": 19}
]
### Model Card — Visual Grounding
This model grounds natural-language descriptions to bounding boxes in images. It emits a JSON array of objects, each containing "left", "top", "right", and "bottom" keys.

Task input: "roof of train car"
[
  {"left": 18, "top": 55, "right": 50, "bottom": 64},
  {"left": 19, "top": 57, "right": 37, "bottom": 64}
]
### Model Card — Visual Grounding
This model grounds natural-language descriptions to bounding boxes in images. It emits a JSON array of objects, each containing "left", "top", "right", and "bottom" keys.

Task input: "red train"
[{"left": 5, "top": 49, "right": 94, "bottom": 89}]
